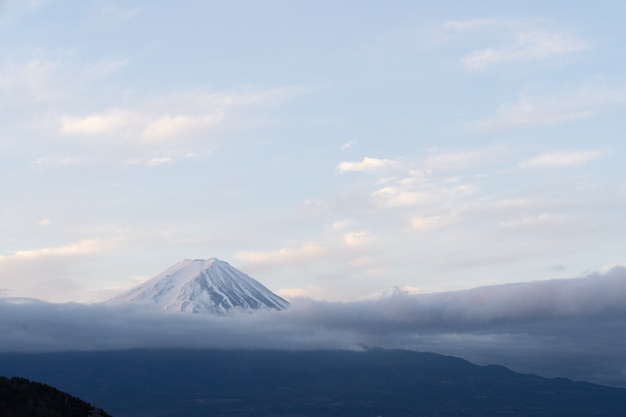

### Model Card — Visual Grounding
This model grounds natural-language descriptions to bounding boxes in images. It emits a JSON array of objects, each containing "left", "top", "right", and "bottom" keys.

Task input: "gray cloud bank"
[{"left": 2, "top": 267, "right": 626, "bottom": 387}]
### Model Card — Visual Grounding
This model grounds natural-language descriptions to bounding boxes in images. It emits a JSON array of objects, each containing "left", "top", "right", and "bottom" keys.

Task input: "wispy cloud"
[
  {"left": 341, "top": 140, "right": 358, "bottom": 150},
  {"left": 60, "top": 109, "right": 138, "bottom": 136},
  {"left": 336, "top": 157, "right": 399, "bottom": 173},
  {"left": 58, "top": 87, "right": 306, "bottom": 144},
  {"left": 438, "top": 18, "right": 588, "bottom": 71},
  {"left": 499, "top": 213, "right": 558, "bottom": 230},
  {"left": 236, "top": 242, "right": 328, "bottom": 266},
  {"left": 372, "top": 186, "right": 432, "bottom": 208},
  {"left": 371, "top": 170, "right": 476, "bottom": 210},
  {"left": 411, "top": 215, "right": 445, "bottom": 231},
  {"left": 144, "top": 157, "right": 174, "bottom": 167},
  {"left": 0, "top": 238, "right": 115, "bottom": 262},
  {"left": 0, "top": 55, "right": 127, "bottom": 103},
  {"left": 462, "top": 30, "right": 587, "bottom": 70},
  {"left": 425, "top": 146, "right": 509, "bottom": 171},
  {"left": 520, "top": 149, "right": 606, "bottom": 168},
  {"left": 140, "top": 113, "right": 224, "bottom": 142},
  {"left": 470, "top": 86, "right": 626, "bottom": 131}
]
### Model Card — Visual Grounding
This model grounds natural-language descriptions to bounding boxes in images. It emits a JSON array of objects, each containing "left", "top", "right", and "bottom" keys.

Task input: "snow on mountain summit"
[{"left": 107, "top": 258, "right": 289, "bottom": 315}]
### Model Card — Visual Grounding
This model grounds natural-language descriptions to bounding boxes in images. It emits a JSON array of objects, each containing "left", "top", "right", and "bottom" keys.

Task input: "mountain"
[
  {"left": 107, "top": 258, "right": 289, "bottom": 315},
  {"left": 2, "top": 349, "right": 626, "bottom": 417},
  {"left": 0, "top": 376, "right": 112, "bottom": 417}
]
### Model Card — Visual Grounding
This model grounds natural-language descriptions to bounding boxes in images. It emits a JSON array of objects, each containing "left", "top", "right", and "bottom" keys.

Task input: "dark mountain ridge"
[
  {"left": 1, "top": 348, "right": 625, "bottom": 416},
  {"left": 0, "top": 375, "right": 111, "bottom": 417}
]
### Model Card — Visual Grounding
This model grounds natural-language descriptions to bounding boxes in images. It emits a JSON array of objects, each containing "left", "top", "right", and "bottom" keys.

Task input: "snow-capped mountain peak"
[{"left": 107, "top": 258, "right": 289, "bottom": 315}]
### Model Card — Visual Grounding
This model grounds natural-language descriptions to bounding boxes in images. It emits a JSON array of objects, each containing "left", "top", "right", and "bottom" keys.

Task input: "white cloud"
[
  {"left": 520, "top": 150, "right": 605, "bottom": 168},
  {"left": 370, "top": 169, "right": 477, "bottom": 211},
  {"left": 344, "top": 231, "right": 373, "bottom": 249},
  {"left": 373, "top": 186, "right": 432, "bottom": 208},
  {"left": 336, "top": 157, "right": 399, "bottom": 173},
  {"left": 60, "top": 109, "right": 137, "bottom": 135}
]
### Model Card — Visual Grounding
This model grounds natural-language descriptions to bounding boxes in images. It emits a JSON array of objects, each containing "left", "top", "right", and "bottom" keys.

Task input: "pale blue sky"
[{"left": 1, "top": 0, "right": 625, "bottom": 302}]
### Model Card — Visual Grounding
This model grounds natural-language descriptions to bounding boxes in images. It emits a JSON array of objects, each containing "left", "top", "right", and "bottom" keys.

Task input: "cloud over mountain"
[{"left": 2, "top": 266, "right": 626, "bottom": 387}]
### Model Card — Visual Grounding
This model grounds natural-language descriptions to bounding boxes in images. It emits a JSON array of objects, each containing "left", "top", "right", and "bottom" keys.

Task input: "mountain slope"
[
  {"left": 0, "top": 376, "right": 111, "bottom": 417},
  {"left": 107, "top": 258, "right": 288, "bottom": 315}
]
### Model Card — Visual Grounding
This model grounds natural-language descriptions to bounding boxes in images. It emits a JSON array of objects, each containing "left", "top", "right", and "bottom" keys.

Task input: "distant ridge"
[
  {"left": 4, "top": 349, "right": 626, "bottom": 417},
  {"left": 107, "top": 258, "right": 289, "bottom": 315}
]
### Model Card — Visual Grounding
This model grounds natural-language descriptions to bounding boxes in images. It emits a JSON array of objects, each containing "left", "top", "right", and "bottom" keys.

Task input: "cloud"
[
  {"left": 60, "top": 109, "right": 138, "bottom": 135},
  {"left": 499, "top": 213, "right": 558, "bottom": 230},
  {"left": 0, "top": 238, "right": 121, "bottom": 302},
  {"left": 372, "top": 186, "right": 432, "bottom": 208},
  {"left": 57, "top": 87, "right": 306, "bottom": 144},
  {"left": 1, "top": 267, "right": 626, "bottom": 386},
  {"left": 470, "top": 86, "right": 626, "bottom": 131},
  {"left": 124, "top": 156, "right": 182, "bottom": 167},
  {"left": 520, "top": 149, "right": 605, "bottom": 168},
  {"left": 438, "top": 18, "right": 587, "bottom": 70},
  {"left": 0, "top": 55, "right": 127, "bottom": 103},
  {"left": 411, "top": 215, "right": 444, "bottom": 231},
  {"left": 0, "top": 239, "right": 114, "bottom": 262},
  {"left": 0, "top": 57, "right": 63, "bottom": 102},
  {"left": 344, "top": 231, "right": 373, "bottom": 249},
  {"left": 140, "top": 113, "right": 224, "bottom": 142},
  {"left": 371, "top": 170, "right": 476, "bottom": 210},
  {"left": 424, "top": 147, "right": 508, "bottom": 171},
  {"left": 144, "top": 157, "right": 174, "bottom": 167},
  {"left": 336, "top": 157, "right": 399, "bottom": 173},
  {"left": 461, "top": 30, "right": 587, "bottom": 70},
  {"left": 235, "top": 242, "right": 328, "bottom": 266},
  {"left": 276, "top": 285, "right": 324, "bottom": 299},
  {"left": 341, "top": 140, "right": 358, "bottom": 150},
  {"left": 59, "top": 109, "right": 224, "bottom": 142}
]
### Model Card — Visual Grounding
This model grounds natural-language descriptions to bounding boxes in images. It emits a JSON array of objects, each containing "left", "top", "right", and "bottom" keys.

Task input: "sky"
[{"left": 1, "top": 0, "right": 626, "bottom": 303}]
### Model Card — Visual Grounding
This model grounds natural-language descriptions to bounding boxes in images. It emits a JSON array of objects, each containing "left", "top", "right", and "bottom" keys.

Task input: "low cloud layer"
[{"left": 1, "top": 267, "right": 626, "bottom": 387}]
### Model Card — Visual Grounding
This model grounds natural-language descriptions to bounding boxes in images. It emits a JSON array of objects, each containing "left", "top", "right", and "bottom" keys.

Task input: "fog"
[{"left": 2, "top": 267, "right": 626, "bottom": 386}]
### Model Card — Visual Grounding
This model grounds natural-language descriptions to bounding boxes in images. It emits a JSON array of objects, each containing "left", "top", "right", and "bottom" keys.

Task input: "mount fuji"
[{"left": 106, "top": 258, "right": 289, "bottom": 315}]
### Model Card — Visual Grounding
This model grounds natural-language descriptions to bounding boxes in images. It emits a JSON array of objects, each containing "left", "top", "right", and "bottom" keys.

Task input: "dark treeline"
[{"left": 0, "top": 376, "right": 111, "bottom": 417}]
